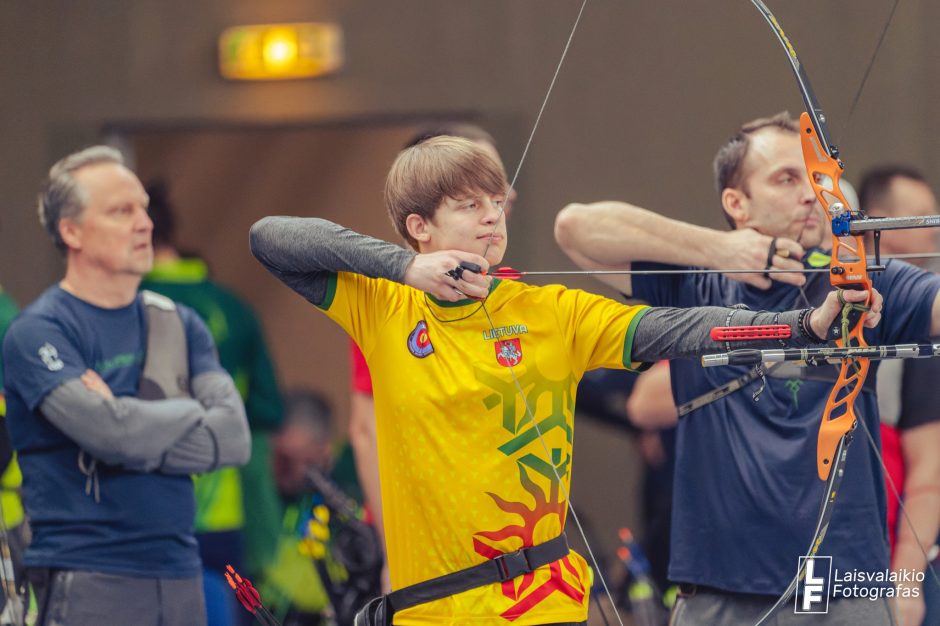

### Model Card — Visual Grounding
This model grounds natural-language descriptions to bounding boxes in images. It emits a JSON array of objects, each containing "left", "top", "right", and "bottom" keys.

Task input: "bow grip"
[{"left": 826, "top": 300, "right": 865, "bottom": 342}]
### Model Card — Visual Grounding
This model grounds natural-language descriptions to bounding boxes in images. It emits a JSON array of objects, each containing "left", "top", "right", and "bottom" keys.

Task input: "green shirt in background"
[
  {"left": 0, "top": 288, "right": 18, "bottom": 388},
  {"left": 0, "top": 287, "right": 24, "bottom": 528},
  {"left": 141, "top": 258, "right": 284, "bottom": 574}
]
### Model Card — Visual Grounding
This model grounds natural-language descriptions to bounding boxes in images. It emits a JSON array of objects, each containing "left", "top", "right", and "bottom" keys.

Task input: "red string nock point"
[{"left": 492, "top": 266, "right": 524, "bottom": 280}]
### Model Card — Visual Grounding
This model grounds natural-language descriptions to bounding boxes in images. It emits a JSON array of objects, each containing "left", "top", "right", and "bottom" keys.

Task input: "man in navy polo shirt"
[
  {"left": 555, "top": 113, "right": 940, "bottom": 625},
  {"left": 2, "top": 146, "right": 251, "bottom": 625}
]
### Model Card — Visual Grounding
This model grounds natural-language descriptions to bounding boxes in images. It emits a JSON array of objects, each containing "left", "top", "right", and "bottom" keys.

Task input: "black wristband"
[
  {"left": 772, "top": 312, "right": 786, "bottom": 347},
  {"left": 799, "top": 307, "right": 827, "bottom": 343}
]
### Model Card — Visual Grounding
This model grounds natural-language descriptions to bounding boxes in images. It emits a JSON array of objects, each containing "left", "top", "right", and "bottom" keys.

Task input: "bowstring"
[
  {"left": 475, "top": 1, "right": 623, "bottom": 623},
  {"left": 839, "top": 0, "right": 903, "bottom": 147},
  {"left": 854, "top": 406, "right": 940, "bottom": 593},
  {"left": 481, "top": 0, "right": 590, "bottom": 262}
]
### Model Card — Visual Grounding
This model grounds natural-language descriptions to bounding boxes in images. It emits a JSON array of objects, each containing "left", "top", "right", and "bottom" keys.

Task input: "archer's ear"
[
  {"left": 58, "top": 217, "right": 82, "bottom": 251},
  {"left": 721, "top": 187, "right": 749, "bottom": 227},
  {"left": 405, "top": 213, "right": 431, "bottom": 244}
]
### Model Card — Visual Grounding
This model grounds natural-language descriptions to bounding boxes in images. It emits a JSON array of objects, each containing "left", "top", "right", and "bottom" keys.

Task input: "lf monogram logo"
[{"left": 795, "top": 556, "right": 832, "bottom": 614}]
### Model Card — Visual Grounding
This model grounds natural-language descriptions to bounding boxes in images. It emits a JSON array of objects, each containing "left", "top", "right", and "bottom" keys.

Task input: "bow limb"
[
  {"left": 752, "top": 0, "right": 872, "bottom": 482},
  {"left": 748, "top": 3, "right": 873, "bottom": 625}
]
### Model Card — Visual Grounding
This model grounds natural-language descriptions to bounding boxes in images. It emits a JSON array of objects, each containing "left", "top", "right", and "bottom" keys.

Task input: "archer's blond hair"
[{"left": 384, "top": 136, "right": 508, "bottom": 250}]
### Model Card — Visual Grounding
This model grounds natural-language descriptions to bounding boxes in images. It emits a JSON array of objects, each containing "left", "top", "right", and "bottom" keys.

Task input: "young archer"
[{"left": 250, "top": 136, "right": 879, "bottom": 626}]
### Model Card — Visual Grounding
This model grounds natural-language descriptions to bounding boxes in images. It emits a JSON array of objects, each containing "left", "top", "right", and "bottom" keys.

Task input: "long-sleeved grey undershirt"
[
  {"left": 250, "top": 216, "right": 824, "bottom": 361},
  {"left": 41, "top": 370, "right": 250, "bottom": 474},
  {"left": 250, "top": 216, "right": 416, "bottom": 306}
]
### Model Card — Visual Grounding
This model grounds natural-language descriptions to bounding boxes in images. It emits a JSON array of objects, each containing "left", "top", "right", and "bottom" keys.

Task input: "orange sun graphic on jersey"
[{"left": 472, "top": 464, "right": 585, "bottom": 620}]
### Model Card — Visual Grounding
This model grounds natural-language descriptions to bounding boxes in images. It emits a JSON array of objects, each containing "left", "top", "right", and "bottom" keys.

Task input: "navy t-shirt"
[
  {"left": 897, "top": 357, "right": 940, "bottom": 430},
  {"left": 631, "top": 257, "right": 940, "bottom": 595},
  {"left": 2, "top": 285, "right": 222, "bottom": 577}
]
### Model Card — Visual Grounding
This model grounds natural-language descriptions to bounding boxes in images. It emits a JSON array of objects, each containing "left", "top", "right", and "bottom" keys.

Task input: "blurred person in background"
[
  {"left": 570, "top": 364, "right": 677, "bottom": 618},
  {"left": 859, "top": 165, "right": 940, "bottom": 626},
  {"left": 262, "top": 391, "right": 334, "bottom": 625},
  {"left": 263, "top": 390, "right": 379, "bottom": 626},
  {"left": 0, "top": 281, "right": 26, "bottom": 625},
  {"left": 140, "top": 181, "right": 285, "bottom": 626},
  {"left": 3, "top": 145, "right": 250, "bottom": 625}
]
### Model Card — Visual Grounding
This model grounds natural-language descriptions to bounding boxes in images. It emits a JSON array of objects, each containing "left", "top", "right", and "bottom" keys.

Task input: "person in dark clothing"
[{"left": 3, "top": 146, "right": 250, "bottom": 626}]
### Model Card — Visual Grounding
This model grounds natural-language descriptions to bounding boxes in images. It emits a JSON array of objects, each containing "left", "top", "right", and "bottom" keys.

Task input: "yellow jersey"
[{"left": 320, "top": 273, "right": 649, "bottom": 625}]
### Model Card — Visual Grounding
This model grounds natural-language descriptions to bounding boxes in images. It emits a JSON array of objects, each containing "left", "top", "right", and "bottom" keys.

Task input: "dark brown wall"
[{"left": 4, "top": 1, "right": 940, "bottom": 301}]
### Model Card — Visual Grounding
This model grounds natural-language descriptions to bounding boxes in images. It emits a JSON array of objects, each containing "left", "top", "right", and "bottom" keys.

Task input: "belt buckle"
[{"left": 494, "top": 549, "right": 531, "bottom": 582}]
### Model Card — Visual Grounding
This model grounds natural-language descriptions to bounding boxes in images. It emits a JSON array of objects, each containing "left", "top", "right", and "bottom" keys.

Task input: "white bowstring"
[
  {"left": 481, "top": 0, "right": 590, "bottom": 262},
  {"left": 473, "top": 0, "right": 625, "bottom": 623}
]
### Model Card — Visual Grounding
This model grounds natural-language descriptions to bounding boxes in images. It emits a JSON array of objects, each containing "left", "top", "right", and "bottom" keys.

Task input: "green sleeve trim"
[
  {"left": 316, "top": 273, "right": 339, "bottom": 310},
  {"left": 622, "top": 306, "right": 653, "bottom": 371}
]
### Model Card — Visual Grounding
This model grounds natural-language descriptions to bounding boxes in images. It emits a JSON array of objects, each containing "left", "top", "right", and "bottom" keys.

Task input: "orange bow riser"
[{"left": 798, "top": 113, "right": 871, "bottom": 480}]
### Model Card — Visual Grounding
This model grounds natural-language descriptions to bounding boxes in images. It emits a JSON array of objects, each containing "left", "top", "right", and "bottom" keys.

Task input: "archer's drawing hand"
[
  {"left": 718, "top": 229, "right": 806, "bottom": 289},
  {"left": 405, "top": 251, "right": 492, "bottom": 302}
]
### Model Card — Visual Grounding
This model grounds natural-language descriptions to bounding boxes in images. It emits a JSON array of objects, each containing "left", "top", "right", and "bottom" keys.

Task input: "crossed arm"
[{"left": 41, "top": 369, "right": 251, "bottom": 474}]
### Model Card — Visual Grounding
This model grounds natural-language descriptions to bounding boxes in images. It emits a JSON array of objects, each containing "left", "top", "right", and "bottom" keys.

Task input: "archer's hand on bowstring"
[
  {"left": 808, "top": 288, "right": 883, "bottom": 339},
  {"left": 717, "top": 229, "right": 807, "bottom": 289},
  {"left": 404, "top": 251, "right": 492, "bottom": 302}
]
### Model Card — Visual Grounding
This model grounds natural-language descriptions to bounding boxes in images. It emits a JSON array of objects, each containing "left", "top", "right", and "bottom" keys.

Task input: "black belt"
[
  {"left": 388, "top": 533, "right": 570, "bottom": 612},
  {"left": 678, "top": 582, "right": 777, "bottom": 601}
]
